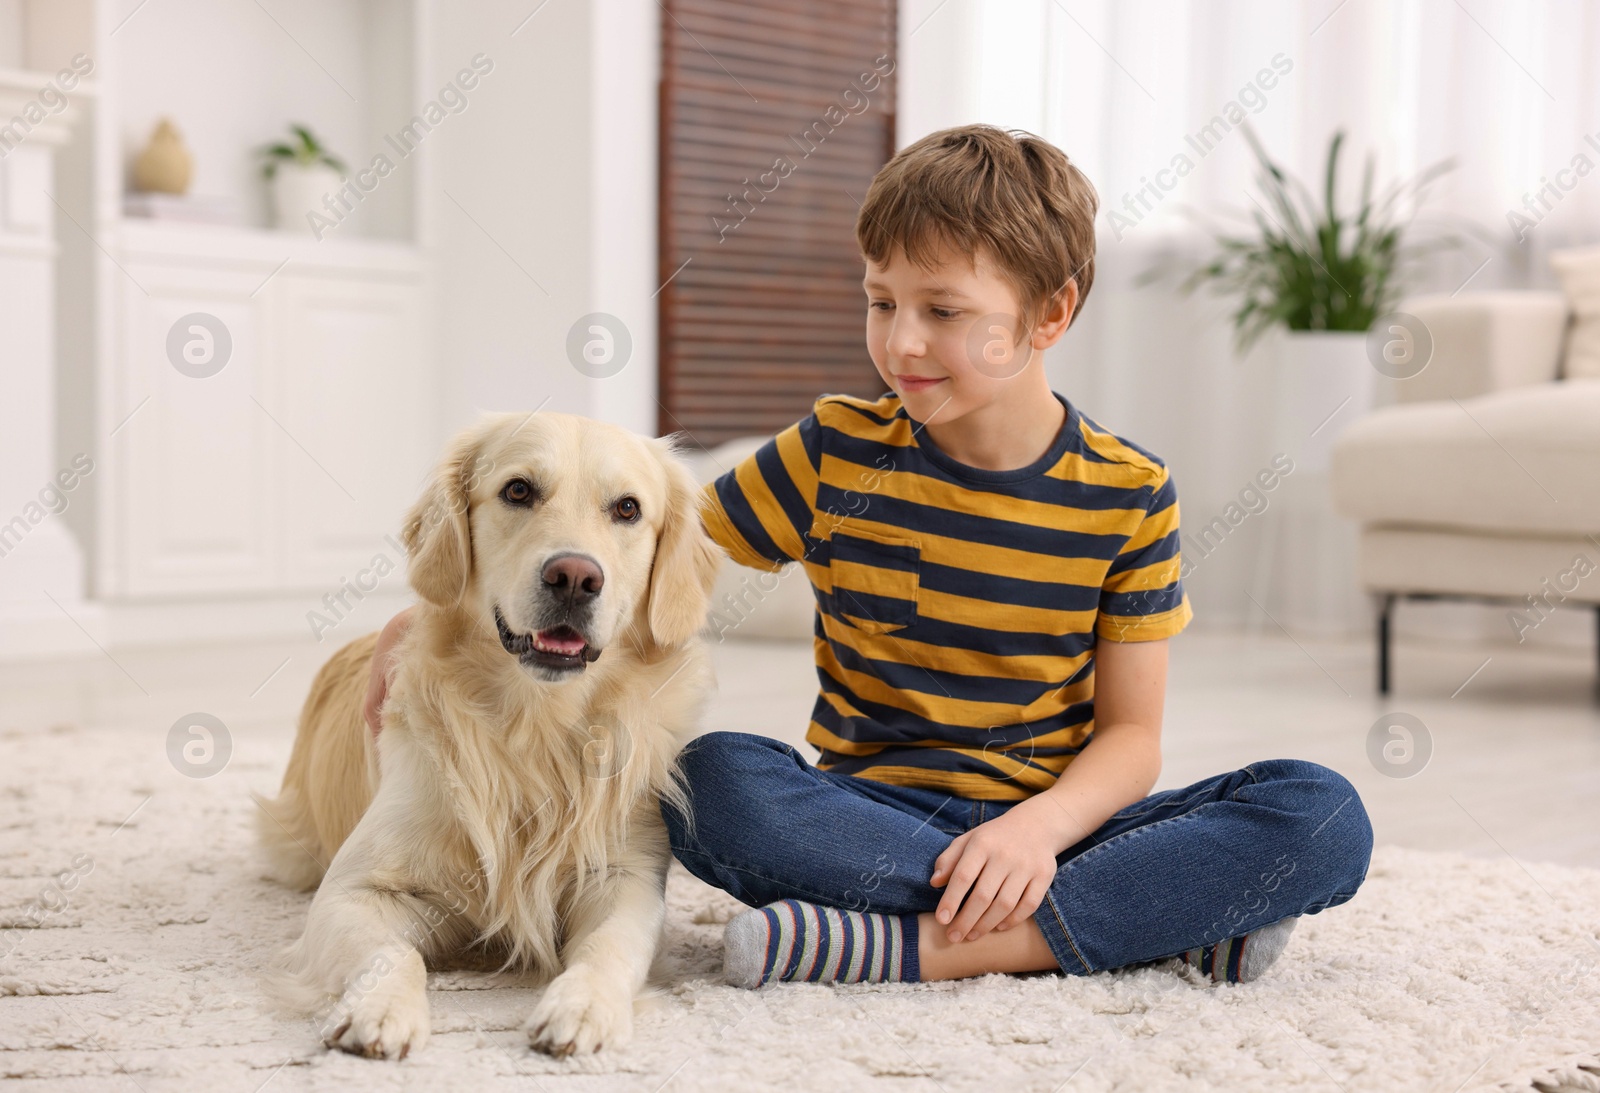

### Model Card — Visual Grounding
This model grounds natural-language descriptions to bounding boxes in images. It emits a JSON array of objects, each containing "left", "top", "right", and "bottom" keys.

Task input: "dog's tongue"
[{"left": 535, "top": 628, "right": 587, "bottom": 656}]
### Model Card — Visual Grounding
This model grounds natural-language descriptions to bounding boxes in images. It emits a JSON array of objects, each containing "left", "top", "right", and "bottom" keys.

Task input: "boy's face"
[{"left": 861, "top": 243, "right": 1041, "bottom": 427}]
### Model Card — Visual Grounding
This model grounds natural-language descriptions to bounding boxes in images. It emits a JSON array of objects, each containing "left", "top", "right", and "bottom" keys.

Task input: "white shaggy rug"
[{"left": 2, "top": 719, "right": 1599, "bottom": 1093}]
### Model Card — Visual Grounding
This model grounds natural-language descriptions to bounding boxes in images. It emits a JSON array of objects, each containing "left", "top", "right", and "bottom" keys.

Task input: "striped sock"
[
  {"left": 722, "top": 899, "right": 920, "bottom": 988},
  {"left": 1178, "top": 915, "right": 1300, "bottom": 983}
]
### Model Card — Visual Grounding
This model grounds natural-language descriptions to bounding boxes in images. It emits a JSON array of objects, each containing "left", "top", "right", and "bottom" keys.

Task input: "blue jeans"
[{"left": 660, "top": 731, "right": 1374, "bottom": 976}]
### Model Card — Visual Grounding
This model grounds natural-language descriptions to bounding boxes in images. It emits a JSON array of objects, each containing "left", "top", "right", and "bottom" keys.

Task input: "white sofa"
[{"left": 1331, "top": 289, "right": 1600, "bottom": 692}]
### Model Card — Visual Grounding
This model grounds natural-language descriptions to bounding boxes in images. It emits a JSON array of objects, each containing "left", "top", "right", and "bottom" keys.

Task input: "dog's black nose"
[{"left": 542, "top": 553, "right": 604, "bottom": 606}]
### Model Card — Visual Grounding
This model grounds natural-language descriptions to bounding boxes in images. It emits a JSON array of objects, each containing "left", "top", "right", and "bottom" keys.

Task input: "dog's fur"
[{"left": 255, "top": 411, "right": 721, "bottom": 1059}]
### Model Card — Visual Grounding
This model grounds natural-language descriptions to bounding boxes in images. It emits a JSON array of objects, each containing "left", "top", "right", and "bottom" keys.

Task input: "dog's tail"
[
  {"left": 255, "top": 631, "right": 384, "bottom": 890},
  {"left": 253, "top": 784, "right": 327, "bottom": 891},
  {"left": 255, "top": 930, "right": 332, "bottom": 1020}
]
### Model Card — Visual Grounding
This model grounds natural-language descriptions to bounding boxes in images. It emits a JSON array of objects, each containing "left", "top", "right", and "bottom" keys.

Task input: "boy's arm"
[
  {"left": 929, "top": 636, "right": 1167, "bottom": 942},
  {"left": 697, "top": 415, "right": 823, "bottom": 571},
  {"left": 364, "top": 606, "right": 415, "bottom": 737},
  {"left": 1023, "top": 634, "right": 1166, "bottom": 848}
]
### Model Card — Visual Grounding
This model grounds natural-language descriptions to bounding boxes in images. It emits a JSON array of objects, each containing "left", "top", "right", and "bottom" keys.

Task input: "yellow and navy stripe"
[{"left": 702, "top": 391, "right": 1192, "bottom": 801}]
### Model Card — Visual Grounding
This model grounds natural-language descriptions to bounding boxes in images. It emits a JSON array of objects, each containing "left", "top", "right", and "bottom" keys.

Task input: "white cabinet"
[
  {"left": 3, "top": 0, "right": 439, "bottom": 650},
  {"left": 101, "top": 224, "right": 432, "bottom": 602},
  {"left": 0, "top": 74, "right": 94, "bottom": 659},
  {"left": 112, "top": 260, "right": 273, "bottom": 595},
  {"left": 275, "top": 274, "right": 429, "bottom": 587}
]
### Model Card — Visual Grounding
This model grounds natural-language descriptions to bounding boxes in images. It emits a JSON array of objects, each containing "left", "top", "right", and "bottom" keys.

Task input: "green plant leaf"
[
  {"left": 1153, "top": 124, "right": 1460, "bottom": 353},
  {"left": 1323, "top": 130, "right": 1344, "bottom": 234}
]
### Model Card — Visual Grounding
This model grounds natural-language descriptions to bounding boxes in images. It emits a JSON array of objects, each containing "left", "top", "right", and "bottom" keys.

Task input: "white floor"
[{"left": 2, "top": 621, "right": 1597, "bottom": 869}]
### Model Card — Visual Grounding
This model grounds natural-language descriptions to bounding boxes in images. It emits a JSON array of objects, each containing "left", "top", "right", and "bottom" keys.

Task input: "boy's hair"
[{"left": 855, "top": 124, "right": 1099, "bottom": 330}]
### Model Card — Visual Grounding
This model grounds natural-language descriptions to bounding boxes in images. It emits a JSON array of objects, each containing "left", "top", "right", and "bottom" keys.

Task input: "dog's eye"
[
  {"left": 500, "top": 478, "right": 536, "bottom": 507},
  {"left": 612, "top": 496, "right": 641, "bottom": 523}
]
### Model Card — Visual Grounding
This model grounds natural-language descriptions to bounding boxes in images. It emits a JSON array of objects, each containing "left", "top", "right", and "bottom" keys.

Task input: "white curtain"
[{"left": 901, "top": 0, "right": 1600, "bottom": 630}]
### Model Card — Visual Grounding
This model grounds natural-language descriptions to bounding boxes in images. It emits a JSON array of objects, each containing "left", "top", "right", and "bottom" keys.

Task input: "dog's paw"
[
  {"left": 524, "top": 965, "right": 632, "bottom": 1056},
  {"left": 320, "top": 951, "right": 430, "bottom": 1060}
]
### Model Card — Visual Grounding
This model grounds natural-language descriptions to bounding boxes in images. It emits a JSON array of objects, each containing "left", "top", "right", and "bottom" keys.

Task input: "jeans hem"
[
  {"left": 1035, "top": 889, "right": 1091, "bottom": 976},
  {"left": 670, "top": 843, "right": 895, "bottom": 912}
]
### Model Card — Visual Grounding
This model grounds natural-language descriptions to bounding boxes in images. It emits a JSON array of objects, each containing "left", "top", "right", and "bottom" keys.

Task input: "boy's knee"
[
  {"left": 1255, "top": 758, "right": 1374, "bottom": 891},
  {"left": 662, "top": 731, "right": 803, "bottom": 847},
  {"left": 676, "top": 731, "right": 798, "bottom": 790},
  {"left": 680, "top": 728, "right": 786, "bottom": 762}
]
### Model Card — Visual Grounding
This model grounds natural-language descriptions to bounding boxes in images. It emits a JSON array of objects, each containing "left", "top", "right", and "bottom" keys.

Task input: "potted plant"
[
  {"left": 1182, "top": 129, "right": 1454, "bottom": 345},
  {"left": 1155, "top": 128, "right": 1454, "bottom": 449},
  {"left": 258, "top": 124, "right": 347, "bottom": 234}
]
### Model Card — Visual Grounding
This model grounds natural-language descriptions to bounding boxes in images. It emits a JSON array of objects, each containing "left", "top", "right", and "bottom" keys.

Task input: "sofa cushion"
[
  {"left": 1396, "top": 292, "right": 1567, "bottom": 402},
  {"left": 1355, "top": 526, "right": 1600, "bottom": 603},
  {"left": 1551, "top": 246, "right": 1600, "bottom": 380},
  {"left": 1331, "top": 380, "right": 1600, "bottom": 536}
]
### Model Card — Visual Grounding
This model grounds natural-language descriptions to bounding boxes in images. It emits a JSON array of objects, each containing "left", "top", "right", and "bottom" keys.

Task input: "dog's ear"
[
  {"left": 646, "top": 441, "right": 722, "bottom": 648},
  {"left": 401, "top": 423, "right": 488, "bottom": 607}
]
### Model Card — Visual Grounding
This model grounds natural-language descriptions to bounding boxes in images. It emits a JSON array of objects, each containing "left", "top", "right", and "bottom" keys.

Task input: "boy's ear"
[
  {"left": 645, "top": 440, "right": 722, "bottom": 648},
  {"left": 401, "top": 423, "right": 490, "bottom": 607},
  {"left": 1033, "top": 280, "right": 1080, "bottom": 349}
]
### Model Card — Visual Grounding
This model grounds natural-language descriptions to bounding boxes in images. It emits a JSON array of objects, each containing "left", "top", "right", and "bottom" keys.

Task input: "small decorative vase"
[
  {"left": 270, "top": 163, "right": 343, "bottom": 234},
  {"left": 132, "top": 118, "right": 193, "bottom": 195}
]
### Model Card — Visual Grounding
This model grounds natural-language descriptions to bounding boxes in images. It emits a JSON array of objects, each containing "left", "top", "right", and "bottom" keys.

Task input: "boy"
[
  {"left": 652, "top": 124, "right": 1371, "bottom": 988},
  {"left": 368, "top": 125, "right": 1373, "bottom": 989}
]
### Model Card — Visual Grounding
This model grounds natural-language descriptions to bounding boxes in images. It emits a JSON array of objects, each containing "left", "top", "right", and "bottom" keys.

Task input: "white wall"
[
  {"left": 426, "top": 0, "right": 658, "bottom": 444},
  {"left": 589, "top": 0, "right": 660, "bottom": 437},
  {"left": 112, "top": 0, "right": 414, "bottom": 239},
  {"left": 0, "top": 1, "right": 20, "bottom": 67}
]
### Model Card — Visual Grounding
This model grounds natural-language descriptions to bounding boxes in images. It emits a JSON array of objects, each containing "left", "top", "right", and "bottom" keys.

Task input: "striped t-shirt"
[{"left": 699, "top": 391, "right": 1192, "bottom": 801}]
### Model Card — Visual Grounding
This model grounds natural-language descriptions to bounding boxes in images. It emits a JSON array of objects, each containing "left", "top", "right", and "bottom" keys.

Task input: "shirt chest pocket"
[{"left": 812, "top": 516, "right": 921, "bottom": 634}]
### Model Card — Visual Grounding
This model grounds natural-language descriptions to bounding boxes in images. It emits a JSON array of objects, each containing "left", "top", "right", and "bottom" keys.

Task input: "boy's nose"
[{"left": 885, "top": 318, "right": 927, "bottom": 359}]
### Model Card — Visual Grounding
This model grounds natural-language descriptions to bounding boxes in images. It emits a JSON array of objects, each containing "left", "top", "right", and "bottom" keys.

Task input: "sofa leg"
[{"left": 1378, "top": 594, "right": 1395, "bottom": 695}]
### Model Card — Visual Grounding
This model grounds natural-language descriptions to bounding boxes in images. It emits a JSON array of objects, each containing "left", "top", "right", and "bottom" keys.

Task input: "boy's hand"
[
  {"left": 363, "top": 607, "right": 416, "bottom": 738},
  {"left": 929, "top": 800, "right": 1062, "bottom": 943}
]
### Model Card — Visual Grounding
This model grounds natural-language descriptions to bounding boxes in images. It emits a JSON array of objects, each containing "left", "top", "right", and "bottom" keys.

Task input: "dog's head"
[{"left": 400, "top": 412, "right": 721, "bottom": 682}]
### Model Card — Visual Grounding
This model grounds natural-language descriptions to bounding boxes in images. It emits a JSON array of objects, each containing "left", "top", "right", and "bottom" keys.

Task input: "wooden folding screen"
[{"left": 658, "top": 0, "right": 898, "bottom": 446}]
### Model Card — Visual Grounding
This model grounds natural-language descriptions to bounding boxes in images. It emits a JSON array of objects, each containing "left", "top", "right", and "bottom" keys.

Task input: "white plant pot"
[
  {"left": 1271, "top": 329, "right": 1374, "bottom": 474},
  {"left": 1254, "top": 328, "right": 1376, "bottom": 638},
  {"left": 269, "top": 163, "right": 343, "bottom": 234}
]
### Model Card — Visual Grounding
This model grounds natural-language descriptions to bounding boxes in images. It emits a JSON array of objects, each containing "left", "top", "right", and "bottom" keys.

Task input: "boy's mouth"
[{"left": 895, "top": 375, "right": 947, "bottom": 393}]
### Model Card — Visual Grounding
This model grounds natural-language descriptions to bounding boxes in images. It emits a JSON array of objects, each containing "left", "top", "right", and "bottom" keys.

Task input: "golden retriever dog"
[{"left": 255, "top": 411, "right": 721, "bottom": 1059}]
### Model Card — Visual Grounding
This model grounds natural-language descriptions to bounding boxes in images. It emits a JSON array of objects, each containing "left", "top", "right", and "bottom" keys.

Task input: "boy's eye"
[
  {"left": 931, "top": 307, "right": 960, "bottom": 320},
  {"left": 868, "top": 301, "right": 893, "bottom": 312}
]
